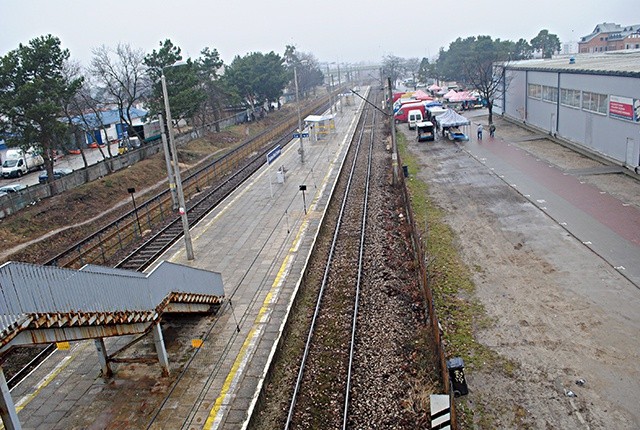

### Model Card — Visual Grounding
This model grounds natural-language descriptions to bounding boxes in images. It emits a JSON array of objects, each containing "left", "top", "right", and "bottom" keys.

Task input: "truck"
[
  {"left": 394, "top": 101, "right": 426, "bottom": 123},
  {"left": 1, "top": 148, "right": 45, "bottom": 178},
  {"left": 129, "top": 121, "right": 162, "bottom": 144}
]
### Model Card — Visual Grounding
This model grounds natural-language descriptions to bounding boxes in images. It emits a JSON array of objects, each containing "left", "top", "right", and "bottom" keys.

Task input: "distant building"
[
  {"left": 72, "top": 108, "right": 148, "bottom": 146},
  {"left": 495, "top": 51, "right": 640, "bottom": 172},
  {"left": 561, "top": 41, "right": 579, "bottom": 55},
  {"left": 579, "top": 23, "right": 640, "bottom": 53}
]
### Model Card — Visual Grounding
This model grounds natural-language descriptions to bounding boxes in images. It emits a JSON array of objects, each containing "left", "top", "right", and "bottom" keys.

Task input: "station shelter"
[{"left": 304, "top": 114, "right": 336, "bottom": 141}]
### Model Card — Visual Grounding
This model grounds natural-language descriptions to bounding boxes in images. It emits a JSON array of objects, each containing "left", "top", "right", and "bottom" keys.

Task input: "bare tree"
[
  {"left": 68, "top": 75, "right": 120, "bottom": 173},
  {"left": 59, "top": 60, "right": 92, "bottom": 177},
  {"left": 90, "top": 43, "right": 149, "bottom": 140}
]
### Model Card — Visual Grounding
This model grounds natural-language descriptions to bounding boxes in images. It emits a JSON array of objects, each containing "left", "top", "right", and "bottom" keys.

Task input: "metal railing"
[{"left": 0, "top": 260, "right": 224, "bottom": 343}]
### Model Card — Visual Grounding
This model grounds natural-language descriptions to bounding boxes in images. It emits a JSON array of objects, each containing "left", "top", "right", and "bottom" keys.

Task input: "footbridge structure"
[{"left": 0, "top": 260, "right": 224, "bottom": 429}]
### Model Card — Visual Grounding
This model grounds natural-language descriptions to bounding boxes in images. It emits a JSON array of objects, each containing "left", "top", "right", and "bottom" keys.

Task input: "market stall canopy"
[
  {"left": 436, "top": 109, "right": 471, "bottom": 128},
  {"left": 448, "top": 91, "right": 477, "bottom": 102},
  {"left": 412, "top": 89, "right": 433, "bottom": 101},
  {"left": 443, "top": 89, "right": 458, "bottom": 100},
  {"left": 427, "top": 84, "right": 441, "bottom": 92}
]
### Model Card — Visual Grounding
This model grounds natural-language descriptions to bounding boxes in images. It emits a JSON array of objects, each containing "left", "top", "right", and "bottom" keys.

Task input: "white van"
[
  {"left": 407, "top": 109, "right": 423, "bottom": 130},
  {"left": 1, "top": 148, "right": 45, "bottom": 178}
]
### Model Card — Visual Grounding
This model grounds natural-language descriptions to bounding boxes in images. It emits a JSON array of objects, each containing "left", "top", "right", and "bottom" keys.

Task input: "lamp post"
[
  {"left": 161, "top": 71, "right": 195, "bottom": 261},
  {"left": 299, "top": 184, "right": 307, "bottom": 214},
  {"left": 294, "top": 65, "right": 305, "bottom": 163},
  {"left": 128, "top": 187, "right": 142, "bottom": 235}
]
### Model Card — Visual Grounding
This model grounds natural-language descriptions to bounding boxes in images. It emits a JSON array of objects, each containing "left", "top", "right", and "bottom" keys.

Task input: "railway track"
[
  {"left": 3, "top": 95, "right": 335, "bottom": 388},
  {"left": 285, "top": 91, "right": 378, "bottom": 429},
  {"left": 46, "top": 97, "right": 332, "bottom": 270},
  {"left": 6, "top": 85, "right": 435, "bottom": 428}
]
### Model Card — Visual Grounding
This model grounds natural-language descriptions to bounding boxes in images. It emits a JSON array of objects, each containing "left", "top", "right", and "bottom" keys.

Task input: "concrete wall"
[{"left": 0, "top": 142, "right": 162, "bottom": 219}]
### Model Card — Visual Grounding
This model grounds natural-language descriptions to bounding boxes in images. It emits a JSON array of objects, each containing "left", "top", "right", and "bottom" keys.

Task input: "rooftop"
[
  {"left": 504, "top": 50, "right": 640, "bottom": 78},
  {"left": 580, "top": 22, "right": 640, "bottom": 43}
]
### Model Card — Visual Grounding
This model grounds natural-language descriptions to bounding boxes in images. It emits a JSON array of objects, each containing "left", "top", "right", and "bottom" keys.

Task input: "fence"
[
  {"left": 0, "top": 110, "right": 254, "bottom": 219},
  {"left": 395, "top": 130, "right": 457, "bottom": 426}
]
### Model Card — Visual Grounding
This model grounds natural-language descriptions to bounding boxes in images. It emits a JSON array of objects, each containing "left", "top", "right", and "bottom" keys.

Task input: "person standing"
[
  {"left": 477, "top": 124, "right": 483, "bottom": 140},
  {"left": 489, "top": 123, "right": 496, "bottom": 138}
]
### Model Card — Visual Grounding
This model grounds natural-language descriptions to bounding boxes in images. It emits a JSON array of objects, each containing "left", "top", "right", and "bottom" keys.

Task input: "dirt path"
[{"left": 403, "top": 115, "right": 640, "bottom": 429}]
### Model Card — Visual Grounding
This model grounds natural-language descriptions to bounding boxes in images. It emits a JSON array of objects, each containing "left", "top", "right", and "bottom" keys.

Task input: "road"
[
  {"left": 0, "top": 142, "right": 120, "bottom": 187},
  {"left": 404, "top": 110, "right": 640, "bottom": 428}
]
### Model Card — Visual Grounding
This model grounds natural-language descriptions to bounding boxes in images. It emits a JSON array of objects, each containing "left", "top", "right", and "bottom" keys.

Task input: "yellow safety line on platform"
[
  {"left": 203, "top": 106, "right": 363, "bottom": 428},
  {"left": 0, "top": 344, "right": 83, "bottom": 429},
  {"left": 204, "top": 222, "right": 307, "bottom": 429}
]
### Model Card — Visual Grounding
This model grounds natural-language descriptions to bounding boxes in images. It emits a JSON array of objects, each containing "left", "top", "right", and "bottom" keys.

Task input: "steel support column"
[
  {"left": 94, "top": 338, "right": 113, "bottom": 379},
  {"left": 0, "top": 366, "right": 21, "bottom": 430},
  {"left": 153, "top": 322, "right": 170, "bottom": 376}
]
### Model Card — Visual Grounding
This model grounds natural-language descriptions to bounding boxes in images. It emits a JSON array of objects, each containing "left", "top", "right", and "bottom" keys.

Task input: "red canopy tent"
[
  {"left": 412, "top": 89, "right": 434, "bottom": 101},
  {"left": 448, "top": 91, "right": 477, "bottom": 102},
  {"left": 443, "top": 89, "right": 458, "bottom": 100}
]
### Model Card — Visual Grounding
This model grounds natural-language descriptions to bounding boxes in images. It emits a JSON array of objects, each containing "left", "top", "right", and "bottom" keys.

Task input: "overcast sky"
[{"left": 1, "top": 0, "right": 638, "bottom": 67}]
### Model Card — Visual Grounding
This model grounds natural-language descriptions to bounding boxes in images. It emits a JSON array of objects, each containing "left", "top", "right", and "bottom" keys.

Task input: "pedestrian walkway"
[
  {"left": 8, "top": 92, "right": 367, "bottom": 429},
  {"left": 459, "top": 126, "right": 640, "bottom": 288}
]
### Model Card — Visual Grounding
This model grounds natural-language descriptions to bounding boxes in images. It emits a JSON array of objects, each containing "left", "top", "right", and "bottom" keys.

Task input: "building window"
[
  {"left": 582, "top": 91, "right": 608, "bottom": 114},
  {"left": 528, "top": 84, "right": 542, "bottom": 99},
  {"left": 542, "top": 86, "right": 558, "bottom": 103},
  {"left": 560, "top": 88, "right": 581, "bottom": 108}
]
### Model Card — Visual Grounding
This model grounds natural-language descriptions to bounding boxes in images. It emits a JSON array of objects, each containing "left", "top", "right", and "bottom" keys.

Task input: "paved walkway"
[
  {"left": 457, "top": 112, "right": 640, "bottom": 288},
  {"left": 8, "top": 94, "right": 366, "bottom": 429}
]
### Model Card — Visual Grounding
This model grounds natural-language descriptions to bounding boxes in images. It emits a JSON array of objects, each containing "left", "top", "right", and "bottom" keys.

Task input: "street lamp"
[
  {"left": 299, "top": 184, "right": 307, "bottom": 214},
  {"left": 293, "top": 64, "right": 305, "bottom": 163},
  {"left": 128, "top": 187, "right": 142, "bottom": 235},
  {"left": 161, "top": 69, "right": 195, "bottom": 261}
]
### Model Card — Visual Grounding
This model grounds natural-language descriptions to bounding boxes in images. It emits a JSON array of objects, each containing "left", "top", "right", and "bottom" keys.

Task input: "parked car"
[
  {"left": 0, "top": 183, "right": 27, "bottom": 195},
  {"left": 38, "top": 168, "right": 73, "bottom": 184}
]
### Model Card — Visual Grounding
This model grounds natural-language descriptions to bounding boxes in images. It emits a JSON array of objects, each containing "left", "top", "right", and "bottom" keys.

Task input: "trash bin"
[
  {"left": 447, "top": 357, "right": 468, "bottom": 397},
  {"left": 276, "top": 169, "right": 285, "bottom": 184},
  {"left": 402, "top": 165, "right": 409, "bottom": 177}
]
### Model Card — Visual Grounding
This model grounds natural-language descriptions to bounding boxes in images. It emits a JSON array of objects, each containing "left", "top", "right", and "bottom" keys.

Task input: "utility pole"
[
  {"left": 162, "top": 73, "right": 195, "bottom": 260},
  {"left": 158, "top": 113, "right": 178, "bottom": 210},
  {"left": 294, "top": 65, "right": 305, "bottom": 163},
  {"left": 388, "top": 77, "right": 398, "bottom": 184}
]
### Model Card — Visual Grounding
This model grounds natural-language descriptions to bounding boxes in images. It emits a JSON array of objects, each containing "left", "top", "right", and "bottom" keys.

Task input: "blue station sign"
[{"left": 267, "top": 145, "right": 281, "bottom": 165}]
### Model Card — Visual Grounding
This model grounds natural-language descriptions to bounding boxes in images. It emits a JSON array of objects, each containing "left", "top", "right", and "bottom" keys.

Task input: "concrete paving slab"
[{"left": 7, "top": 93, "right": 366, "bottom": 429}]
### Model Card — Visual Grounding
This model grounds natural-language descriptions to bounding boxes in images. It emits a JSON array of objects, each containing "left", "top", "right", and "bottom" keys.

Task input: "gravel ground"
[
  {"left": 403, "top": 113, "right": 640, "bottom": 429},
  {"left": 252, "top": 102, "right": 437, "bottom": 429}
]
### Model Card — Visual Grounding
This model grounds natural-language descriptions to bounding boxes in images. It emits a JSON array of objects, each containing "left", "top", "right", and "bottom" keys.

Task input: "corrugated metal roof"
[
  {"left": 504, "top": 51, "right": 640, "bottom": 78},
  {"left": 71, "top": 107, "right": 148, "bottom": 128},
  {"left": 0, "top": 260, "right": 224, "bottom": 344}
]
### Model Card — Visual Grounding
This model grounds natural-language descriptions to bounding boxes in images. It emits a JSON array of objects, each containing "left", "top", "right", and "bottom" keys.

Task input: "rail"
[
  {"left": 285, "top": 90, "right": 375, "bottom": 428},
  {"left": 46, "top": 95, "right": 334, "bottom": 270}
]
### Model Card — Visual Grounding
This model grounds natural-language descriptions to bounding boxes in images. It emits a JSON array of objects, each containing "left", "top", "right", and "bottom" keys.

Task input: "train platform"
[{"left": 7, "top": 93, "right": 367, "bottom": 429}]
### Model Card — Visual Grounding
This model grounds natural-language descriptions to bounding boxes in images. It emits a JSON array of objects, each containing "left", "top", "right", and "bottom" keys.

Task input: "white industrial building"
[{"left": 495, "top": 51, "right": 640, "bottom": 172}]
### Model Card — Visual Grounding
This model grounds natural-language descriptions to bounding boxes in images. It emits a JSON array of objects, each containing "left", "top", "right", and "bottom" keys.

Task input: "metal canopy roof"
[
  {"left": 504, "top": 51, "right": 640, "bottom": 78},
  {"left": 0, "top": 260, "right": 224, "bottom": 351}
]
